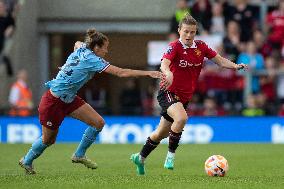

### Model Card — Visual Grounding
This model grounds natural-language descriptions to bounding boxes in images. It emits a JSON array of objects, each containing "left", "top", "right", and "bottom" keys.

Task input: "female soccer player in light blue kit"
[{"left": 19, "top": 28, "right": 163, "bottom": 174}]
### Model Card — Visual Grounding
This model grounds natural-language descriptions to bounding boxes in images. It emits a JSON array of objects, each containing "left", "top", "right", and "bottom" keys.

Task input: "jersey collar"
[{"left": 179, "top": 38, "right": 197, "bottom": 49}]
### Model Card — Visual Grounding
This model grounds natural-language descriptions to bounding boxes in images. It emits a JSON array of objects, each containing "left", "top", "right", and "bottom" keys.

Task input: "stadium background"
[
  {"left": 1, "top": 1, "right": 284, "bottom": 189},
  {"left": 0, "top": 0, "right": 284, "bottom": 143}
]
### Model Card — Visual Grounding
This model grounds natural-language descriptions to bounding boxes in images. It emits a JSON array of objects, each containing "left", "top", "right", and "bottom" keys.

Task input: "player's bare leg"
[
  {"left": 19, "top": 126, "right": 58, "bottom": 174},
  {"left": 164, "top": 102, "right": 188, "bottom": 170},
  {"left": 130, "top": 117, "right": 171, "bottom": 175},
  {"left": 69, "top": 103, "right": 105, "bottom": 169}
]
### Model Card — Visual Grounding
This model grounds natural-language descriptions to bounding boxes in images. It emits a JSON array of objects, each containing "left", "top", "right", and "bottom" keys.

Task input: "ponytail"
[{"left": 84, "top": 28, "right": 108, "bottom": 49}]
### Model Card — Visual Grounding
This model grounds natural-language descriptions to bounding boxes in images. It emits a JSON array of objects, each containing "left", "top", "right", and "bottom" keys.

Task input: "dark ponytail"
[{"left": 84, "top": 28, "right": 108, "bottom": 49}]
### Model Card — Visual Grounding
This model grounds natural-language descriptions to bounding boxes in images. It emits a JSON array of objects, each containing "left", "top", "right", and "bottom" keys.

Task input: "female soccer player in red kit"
[{"left": 130, "top": 14, "right": 247, "bottom": 175}]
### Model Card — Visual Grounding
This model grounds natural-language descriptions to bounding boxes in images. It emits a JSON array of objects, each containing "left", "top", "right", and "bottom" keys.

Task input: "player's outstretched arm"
[
  {"left": 104, "top": 65, "right": 163, "bottom": 79},
  {"left": 212, "top": 54, "right": 248, "bottom": 70}
]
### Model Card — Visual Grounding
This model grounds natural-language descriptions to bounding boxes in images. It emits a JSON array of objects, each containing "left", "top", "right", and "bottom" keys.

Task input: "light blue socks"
[
  {"left": 74, "top": 127, "right": 102, "bottom": 157},
  {"left": 23, "top": 136, "right": 48, "bottom": 165}
]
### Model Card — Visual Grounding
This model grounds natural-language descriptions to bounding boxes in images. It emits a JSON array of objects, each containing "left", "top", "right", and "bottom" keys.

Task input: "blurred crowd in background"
[
  {"left": 176, "top": 0, "right": 284, "bottom": 117},
  {"left": 165, "top": 0, "right": 284, "bottom": 117},
  {"left": 0, "top": 0, "right": 19, "bottom": 77},
  {"left": 3, "top": 0, "right": 284, "bottom": 117},
  {"left": 118, "top": 0, "right": 284, "bottom": 117},
  {"left": 0, "top": 0, "right": 26, "bottom": 117}
]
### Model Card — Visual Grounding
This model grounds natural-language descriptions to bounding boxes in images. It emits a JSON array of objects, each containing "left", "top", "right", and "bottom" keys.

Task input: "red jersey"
[
  {"left": 266, "top": 10, "right": 284, "bottom": 43},
  {"left": 162, "top": 39, "right": 217, "bottom": 103}
]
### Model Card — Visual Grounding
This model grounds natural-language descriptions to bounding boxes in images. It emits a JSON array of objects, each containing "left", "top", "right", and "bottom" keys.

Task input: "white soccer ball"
[{"left": 204, "top": 155, "right": 229, "bottom": 177}]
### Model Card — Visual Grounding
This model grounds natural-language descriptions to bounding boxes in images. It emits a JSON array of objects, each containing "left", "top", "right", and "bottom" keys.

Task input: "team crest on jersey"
[
  {"left": 166, "top": 46, "right": 173, "bottom": 54},
  {"left": 194, "top": 49, "right": 201, "bottom": 56}
]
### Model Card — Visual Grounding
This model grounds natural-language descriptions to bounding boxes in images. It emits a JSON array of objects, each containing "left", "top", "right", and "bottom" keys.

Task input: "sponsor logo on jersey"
[{"left": 179, "top": 60, "right": 202, "bottom": 68}]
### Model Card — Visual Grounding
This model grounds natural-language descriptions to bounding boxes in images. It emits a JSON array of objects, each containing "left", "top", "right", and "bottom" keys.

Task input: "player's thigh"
[
  {"left": 167, "top": 102, "right": 188, "bottom": 123},
  {"left": 151, "top": 117, "right": 172, "bottom": 141},
  {"left": 42, "top": 126, "right": 59, "bottom": 145},
  {"left": 69, "top": 103, "right": 105, "bottom": 129}
]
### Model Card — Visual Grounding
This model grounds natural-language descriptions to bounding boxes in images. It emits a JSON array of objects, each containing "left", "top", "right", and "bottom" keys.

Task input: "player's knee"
[
  {"left": 96, "top": 118, "right": 105, "bottom": 129},
  {"left": 89, "top": 117, "right": 105, "bottom": 129},
  {"left": 174, "top": 115, "right": 188, "bottom": 126}
]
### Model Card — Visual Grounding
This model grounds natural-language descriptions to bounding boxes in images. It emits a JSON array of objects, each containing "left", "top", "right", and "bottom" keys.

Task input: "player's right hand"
[
  {"left": 236, "top": 63, "right": 248, "bottom": 71},
  {"left": 160, "top": 72, "right": 173, "bottom": 90}
]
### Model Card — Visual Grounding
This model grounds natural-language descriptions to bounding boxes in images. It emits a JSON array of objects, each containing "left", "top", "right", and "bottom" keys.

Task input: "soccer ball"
[{"left": 204, "top": 155, "right": 229, "bottom": 177}]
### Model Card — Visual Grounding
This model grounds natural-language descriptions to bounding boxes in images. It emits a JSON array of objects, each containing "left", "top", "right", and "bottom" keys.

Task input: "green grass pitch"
[{"left": 0, "top": 144, "right": 283, "bottom": 189}]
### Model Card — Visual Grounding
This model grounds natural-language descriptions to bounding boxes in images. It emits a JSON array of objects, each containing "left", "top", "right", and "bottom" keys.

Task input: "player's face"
[
  {"left": 94, "top": 40, "right": 109, "bottom": 58},
  {"left": 178, "top": 24, "right": 197, "bottom": 46}
]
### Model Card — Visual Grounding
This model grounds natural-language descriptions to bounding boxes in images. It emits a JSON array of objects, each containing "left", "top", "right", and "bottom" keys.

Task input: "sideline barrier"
[{"left": 0, "top": 116, "right": 283, "bottom": 143}]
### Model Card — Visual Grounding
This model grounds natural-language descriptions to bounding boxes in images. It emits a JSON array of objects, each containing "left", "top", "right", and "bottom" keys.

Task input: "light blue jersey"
[{"left": 45, "top": 44, "right": 110, "bottom": 103}]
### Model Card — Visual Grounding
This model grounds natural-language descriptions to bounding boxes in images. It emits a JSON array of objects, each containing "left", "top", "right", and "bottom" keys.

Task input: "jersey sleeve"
[
  {"left": 162, "top": 44, "right": 177, "bottom": 62},
  {"left": 203, "top": 43, "right": 217, "bottom": 59},
  {"left": 86, "top": 53, "right": 110, "bottom": 73}
]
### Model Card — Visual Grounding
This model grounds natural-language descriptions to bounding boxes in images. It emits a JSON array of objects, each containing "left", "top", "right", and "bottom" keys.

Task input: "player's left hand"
[{"left": 235, "top": 63, "right": 248, "bottom": 71}]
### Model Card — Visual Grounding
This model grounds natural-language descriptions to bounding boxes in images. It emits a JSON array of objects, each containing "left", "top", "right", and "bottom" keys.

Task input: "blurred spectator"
[
  {"left": 187, "top": 93, "right": 202, "bottom": 116},
  {"left": 242, "top": 94, "right": 265, "bottom": 116},
  {"left": 3, "top": 0, "right": 17, "bottom": 14},
  {"left": 256, "top": 93, "right": 268, "bottom": 115},
  {"left": 141, "top": 82, "right": 156, "bottom": 116},
  {"left": 152, "top": 81, "right": 161, "bottom": 116},
  {"left": 0, "top": 0, "right": 15, "bottom": 77},
  {"left": 119, "top": 79, "right": 142, "bottom": 115},
  {"left": 266, "top": 0, "right": 284, "bottom": 49},
  {"left": 237, "top": 41, "right": 265, "bottom": 94},
  {"left": 191, "top": 0, "right": 212, "bottom": 34},
  {"left": 282, "top": 42, "right": 284, "bottom": 59},
  {"left": 199, "top": 97, "right": 226, "bottom": 116},
  {"left": 278, "top": 104, "right": 284, "bottom": 116},
  {"left": 197, "top": 44, "right": 243, "bottom": 114},
  {"left": 252, "top": 29, "right": 273, "bottom": 58},
  {"left": 210, "top": 1, "right": 225, "bottom": 37},
  {"left": 260, "top": 56, "right": 277, "bottom": 103},
  {"left": 8, "top": 69, "right": 33, "bottom": 116},
  {"left": 84, "top": 82, "right": 107, "bottom": 114},
  {"left": 223, "top": 20, "right": 243, "bottom": 62},
  {"left": 225, "top": 0, "right": 258, "bottom": 42},
  {"left": 277, "top": 59, "right": 284, "bottom": 103},
  {"left": 169, "top": 0, "right": 190, "bottom": 37},
  {"left": 167, "top": 32, "right": 179, "bottom": 42}
]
